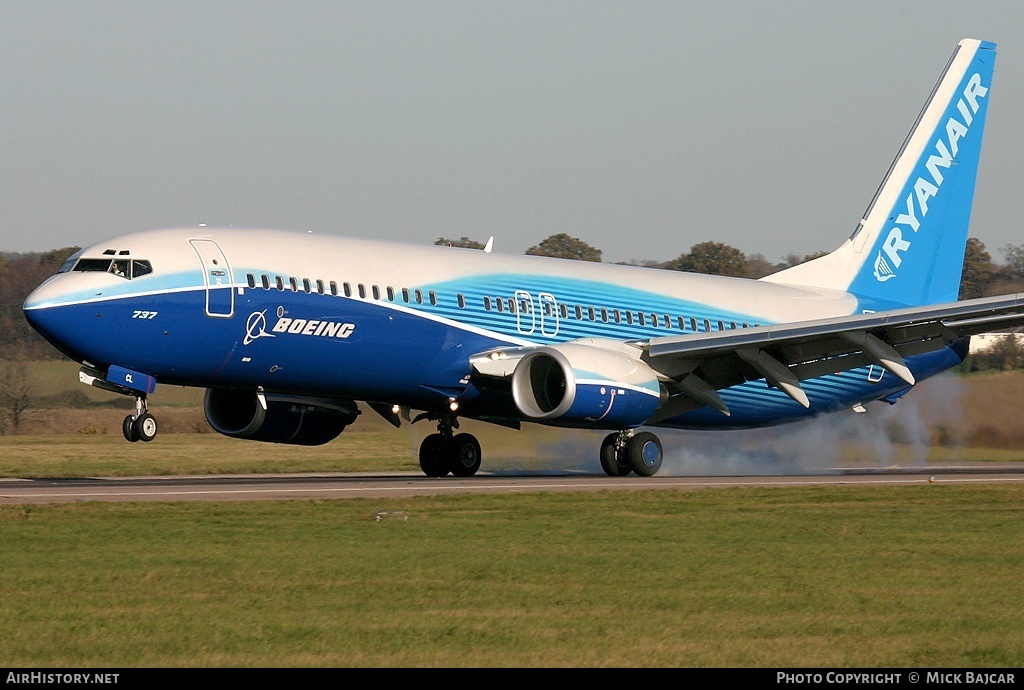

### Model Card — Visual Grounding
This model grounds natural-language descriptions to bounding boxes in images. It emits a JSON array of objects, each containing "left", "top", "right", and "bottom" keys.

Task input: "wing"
[
  {"left": 469, "top": 292, "right": 1024, "bottom": 423},
  {"left": 637, "top": 292, "right": 1024, "bottom": 420}
]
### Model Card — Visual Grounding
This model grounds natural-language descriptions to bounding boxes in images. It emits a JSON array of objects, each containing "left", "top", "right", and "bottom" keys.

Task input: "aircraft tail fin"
[{"left": 763, "top": 39, "right": 996, "bottom": 307}]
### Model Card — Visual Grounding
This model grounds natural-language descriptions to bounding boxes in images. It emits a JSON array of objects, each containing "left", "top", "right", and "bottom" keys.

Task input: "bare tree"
[{"left": 0, "top": 360, "right": 31, "bottom": 434}]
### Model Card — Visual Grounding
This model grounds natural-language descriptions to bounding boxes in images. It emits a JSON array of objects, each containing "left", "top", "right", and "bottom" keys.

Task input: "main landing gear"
[
  {"left": 122, "top": 394, "right": 158, "bottom": 443},
  {"left": 417, "top": 418, "right": 664, "bottom": 479},
  {"left": 419, "top": 415, "right": 481, "bottom": 477},
  {"left": 600, "top": 430, "right": 663, "bottom": 477}
]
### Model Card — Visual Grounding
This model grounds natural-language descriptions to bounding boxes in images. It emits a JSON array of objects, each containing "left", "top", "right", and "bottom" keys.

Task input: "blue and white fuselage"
[{"left": 25, "top": 227, "right": 953, "bottom": 422}]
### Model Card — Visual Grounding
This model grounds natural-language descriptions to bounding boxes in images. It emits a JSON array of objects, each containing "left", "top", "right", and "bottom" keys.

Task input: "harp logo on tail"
[{"left": 873, "top": 252, "right": 897, "bottom": 282}]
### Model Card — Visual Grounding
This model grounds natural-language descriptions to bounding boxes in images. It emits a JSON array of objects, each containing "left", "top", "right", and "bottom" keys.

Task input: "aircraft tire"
[
  {"left": 122, "top": 415, "right": 140, "bottom": 443},
  {"left": 449, "top": 433, "right": 482, "bottom": 477},
  {"left": 599, "top": 433, "right": 632, "bottom": 477},
  {"left": 133, "top": 413, "right": 158, "bottom": 443},
  {"left": 628, "top": 432, "right": 662, "bottom": 477},
  {"left": 419, "top": 434, "right": 450, "bottom": 477}
]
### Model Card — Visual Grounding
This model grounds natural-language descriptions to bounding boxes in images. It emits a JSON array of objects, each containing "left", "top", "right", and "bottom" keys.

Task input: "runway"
[{"left": 1, "top": 465, "right": 1023, "bottom": 504}]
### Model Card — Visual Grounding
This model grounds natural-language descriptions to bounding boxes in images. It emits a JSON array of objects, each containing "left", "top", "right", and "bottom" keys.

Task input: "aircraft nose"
[
  {"left": 24, "top": 295, "right": 65, "bottom": 355},
  {"left": 23, "top": 274, "right": 64, "bottom": 311},
  {"left": 23, "top": 278, "right": 88, "bottom": 361}
]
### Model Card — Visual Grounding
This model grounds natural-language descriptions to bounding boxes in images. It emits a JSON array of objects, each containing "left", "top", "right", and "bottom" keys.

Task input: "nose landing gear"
[
  {"left": 78, "top": 366, "right": 160, "bottom": 444},
  {"left": 122, "top": 395, "right": 158, "bottom": 443}
]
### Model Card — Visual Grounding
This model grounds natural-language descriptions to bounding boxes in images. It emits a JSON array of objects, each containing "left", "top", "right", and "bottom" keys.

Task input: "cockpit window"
[
  {"left": 70, "top": 257, "right": 153, "bottom": 280},
  {"left": 58, "top": 250, "right": 83, "bottom": 274},
  {"left": 74, "top": 259, "right": 116, "bottom": 273}
]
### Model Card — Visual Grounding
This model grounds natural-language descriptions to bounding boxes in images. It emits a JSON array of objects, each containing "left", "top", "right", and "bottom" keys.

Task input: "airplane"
[{"left": 22, "top": 38, "right": 1024, "bottom": 478}]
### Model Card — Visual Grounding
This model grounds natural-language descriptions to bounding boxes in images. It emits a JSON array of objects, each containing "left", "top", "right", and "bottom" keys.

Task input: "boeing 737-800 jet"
[{"left": 23, "top": 39, "right": 1024, "bottom": 477}]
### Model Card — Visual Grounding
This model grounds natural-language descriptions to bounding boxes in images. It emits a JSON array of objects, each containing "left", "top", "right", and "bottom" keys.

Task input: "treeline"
[{"left": 438, "top": 233, "right": 1024, "bottom": 297}]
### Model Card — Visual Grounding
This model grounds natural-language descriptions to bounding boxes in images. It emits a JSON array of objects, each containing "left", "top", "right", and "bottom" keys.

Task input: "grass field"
[
  {"left": 3, "top": 362, "right": 1024, "bottom": 667},
  {"left": 1, "top": 485, "right": 1021, "bottom": 667}
]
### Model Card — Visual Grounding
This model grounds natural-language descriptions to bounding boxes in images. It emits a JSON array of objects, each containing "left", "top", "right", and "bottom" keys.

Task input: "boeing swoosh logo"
[{"left": 244, "top": 310, "right": 276, "bottom": 345}]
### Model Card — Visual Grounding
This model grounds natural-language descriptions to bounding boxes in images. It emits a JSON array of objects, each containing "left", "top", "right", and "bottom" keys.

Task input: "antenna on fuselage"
[{"left": 484, "top": 236, "right": 494, "bottom": 254}]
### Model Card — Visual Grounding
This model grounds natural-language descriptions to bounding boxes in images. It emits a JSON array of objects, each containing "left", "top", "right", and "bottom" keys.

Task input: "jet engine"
[
  {"left": 203, "top": 388, "right": 359, "bottom": 446},
  {"left": 510, "top": 340, "right": 664, "bottom": 428}
]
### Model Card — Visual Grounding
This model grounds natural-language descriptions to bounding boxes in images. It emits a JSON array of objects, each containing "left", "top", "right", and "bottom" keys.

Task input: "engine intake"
[
  {"left": 204, "top": 389, "right": 358, "bottom": 446},
  {"left": 510, "top": 340, "right": 663, "bottom": 428}
]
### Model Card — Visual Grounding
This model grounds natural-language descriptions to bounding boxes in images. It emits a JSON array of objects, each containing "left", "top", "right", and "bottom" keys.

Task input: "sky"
[{"left": 3, "top": 1, "right": 1024, "bottom": 265}]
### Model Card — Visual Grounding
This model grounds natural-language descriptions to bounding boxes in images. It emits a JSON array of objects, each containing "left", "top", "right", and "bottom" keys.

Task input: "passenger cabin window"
[
  {"left": 261, "top": 275, "right": 271, "bottom": 290},
  {"left": 457, "top": 293, "right": 466, "bottom": 309},
  {"left": 246, "top": 274, "right": 256, "bottom": 289}
]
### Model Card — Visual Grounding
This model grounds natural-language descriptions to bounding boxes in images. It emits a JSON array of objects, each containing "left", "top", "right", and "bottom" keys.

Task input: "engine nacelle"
[
  {"left": 204, "top": 389, "right": 359, "bottom": 446},
  {"left": 510, "top": 340, "right": 664, "bottom": 428}
]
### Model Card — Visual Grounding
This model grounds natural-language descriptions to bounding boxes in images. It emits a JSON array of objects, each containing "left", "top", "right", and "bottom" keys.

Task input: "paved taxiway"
[{"left": 1, "top": 465, "right": 1022, "bottom": 504}]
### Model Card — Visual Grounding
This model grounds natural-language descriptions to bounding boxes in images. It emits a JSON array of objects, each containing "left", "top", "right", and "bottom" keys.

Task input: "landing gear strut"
[
  {"left": 122, "top": 395, "right": 158, "bottom": 443},
  {"left": 600, "top": 430, "right": 663, "bottom": 477},
  {"left": 418, "top": 415, "right": 481, "bottom": 477}
]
